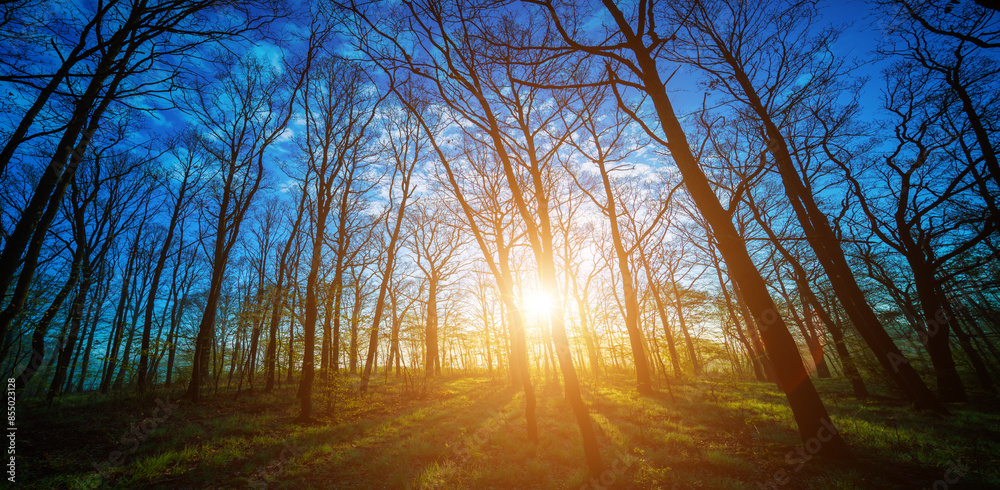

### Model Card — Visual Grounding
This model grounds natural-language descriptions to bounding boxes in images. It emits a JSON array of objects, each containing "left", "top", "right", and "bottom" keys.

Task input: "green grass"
[{"left": 18, "top": 373, "right": 1000, "bottom": 489}]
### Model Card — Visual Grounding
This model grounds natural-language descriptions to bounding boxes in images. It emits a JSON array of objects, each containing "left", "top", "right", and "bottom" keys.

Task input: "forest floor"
[{"left": 16, "top": 372, "right": 1000, "bottom": 489}]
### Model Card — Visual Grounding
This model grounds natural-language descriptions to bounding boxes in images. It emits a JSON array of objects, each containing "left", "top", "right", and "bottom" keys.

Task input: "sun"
[{"left": 522, "top": 290, "right": 554, "bottom": 316}]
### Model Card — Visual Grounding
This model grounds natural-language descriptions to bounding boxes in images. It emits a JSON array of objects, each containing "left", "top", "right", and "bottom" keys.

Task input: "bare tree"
[
  {"left": 407, "top": 201, "right": 467, "bottom": 376},
  {"left": 351, "top": 7, "right": 606, "bottom": 470},
  {"left": 880, "top": 0, "right": 1000, "bottom": 50},
  {"left": 0, "top": 0, "right": 284, "bottom": 350},
  {"left": 522, "top": 0, "right": 853, "bottom": 458},
  {"left": 357, "top": 94, "right": 423, "bottom": 393},
  {"left": 264, "top": 193, "right": 306, "bottom": 392},
  {"left": 661, "top": 0, "right": 942, "bottom": 411},
  {"left": 295, "top": 52, "right": 380, "bottom": 421},
  {"left": 135, "top": 133, "right": 207, "bottom": 391},
  {"left": 560, "top": 85, "right": 670, "bottom": 393},
  {"left": 45, "top": 149, "right": 148, "bottom": 401},
  {"left": 182, "top": 51, "right": 306, "bottom": 403},
  {"left": 13, "top": 139, "right": 144, "bottom": 389},
  {"left": 837, "top": 66, "right": 996, "bottom": 400}
]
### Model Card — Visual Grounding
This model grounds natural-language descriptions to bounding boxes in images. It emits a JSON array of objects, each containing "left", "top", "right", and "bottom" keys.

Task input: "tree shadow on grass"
[
  {"left": 584, "top": 377, "right": 1000, "bottom": 489},
  {"left": 95, "top": 376, "right": 519, "bottom": 488}
]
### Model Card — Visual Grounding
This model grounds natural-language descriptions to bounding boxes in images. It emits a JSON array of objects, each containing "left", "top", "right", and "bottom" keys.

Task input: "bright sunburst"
[{"left": 522, "top": 290, "right": 555, "bottom": 316}]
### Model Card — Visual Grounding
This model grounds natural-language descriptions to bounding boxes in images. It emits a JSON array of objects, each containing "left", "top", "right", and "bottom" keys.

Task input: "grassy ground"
[{"left": 17, "top": 372, "right": 1000, "bottom": 489}]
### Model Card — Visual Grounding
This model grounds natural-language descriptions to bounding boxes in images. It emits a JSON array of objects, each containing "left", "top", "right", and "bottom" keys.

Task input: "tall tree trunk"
[
  {"left": 570, "top": 278, "right": 602, "bottom": 379},
  {"left": 265, "top": 203, "right": 303, "bottom": 391},
  {"left": 425, "top": 277, "right": 439, "bottom": 377},
  {"left": 824, "top": 304, "right": 869, "bottom": 399},
  {"left": 65, "top": 296, "right": 98, "bottom": 393},
  {"left": 0, "top": 159, "right": 78, "bottom": 353},
  {"left": 101, "top": 229, "right": 143, "bottom": 393},
  {"left": 911, "top": 265, "right": 966, "bottom": 402},
  {"left": 76, "top": 264, "right": 110, "bottom": 392},
  {"left": 46, "top": 256, "right": 94, "bottom": 403},
  {"left": 717, "top": 268, "right": 765, "bottom": 381},
  {"left": 671, "top": 279, "right": 701, "bottom": 376},
  {"left": 349, "top": 291, "right": 361, "bottom": 375},
  {"left": 595, "top": 157, "right": 653, "bottom": 393},
  {"left": 800, "top": 295, "right": 832, "bottom": 379},
  {"left": 185, "top": 248, "right": 227, "bottom": 402},
  {"left": 640, "top": 252, "right": 684, "bottom": 378},
  {"left": 359, "top": 164, "right": 414, "bottom": 392},
  {"left": 137, "top": 170, "right": 192, "bottom": 391},
  {"left": 0, "top": 28, "right": 138, "bottom": 345},
  {"left": 286, "top": 294, "right": 297, "bottom": 386},
  {"left": 497, "top": 237, "right": 538, "bottom": 443},
  {"left": 716, "top": 41, "right": 942, "bottom": 412},
  {"left": 776, "top": 277, "right": 831, "bottom": 379},
  {"left": 947, "top": 303, "right": 995, "bottom": 392},
  {"left": 320, "top": 288, "right": 333, "bottom": 379},
  {"left": 297, "top": 209, "right": 328, "bottom": 421},
  {"left": 595, "top": 2, "right": 853, "bottom": 457},
  {"left": 734, "top": 282, "right": 777, "bottom": 383},
  {"left": 15, "top": 240, "right": 84, "bottom": 389}
]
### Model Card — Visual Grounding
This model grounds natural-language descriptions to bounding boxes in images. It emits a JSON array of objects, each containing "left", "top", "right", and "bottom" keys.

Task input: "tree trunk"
[
  {"left": 425, "top": 278, "right": 439, "bottom": 376},
  {"left": 718, "top": 42, "right": 943, "bottom": 412},
  {"left": 297, "top": 210, "right": 328, "bottom": 421},
  {"left": 671, "top": 279, "right": 701, "bottom": 376},
  {"left": 911, "top": 266, "right": 966, "bottom": 402},
  {"left": 137, "top": 170, "right": 191, "bottom": 391},
  {"left": 15, "top": 239, "right": 84, "bottom": 389},
  {"left": 595, "top": 158, "right": 653, "bottom": 393},
  {"left": 596, "top": 2, "right": 853, "bottom": 457},
  {"left": 717, "top": 269, "right": 765, "bottom": 381},
  {"left": 46, "top": 256, "right": 94, "bottom": 403}
]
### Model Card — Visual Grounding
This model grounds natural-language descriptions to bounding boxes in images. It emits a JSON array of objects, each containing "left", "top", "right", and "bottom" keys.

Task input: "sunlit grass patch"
[
  {"left": 414, "top": 460, "right": 459, "bottom": 489},
  {"left": 657, "top": 430, "right": 697, "bottom": 449},
  {"left": 703, "top": 448, "right": 756, "bottom": 475},
  {"left": 125, "top": 445, "right": 201, "bottom": 483}
]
